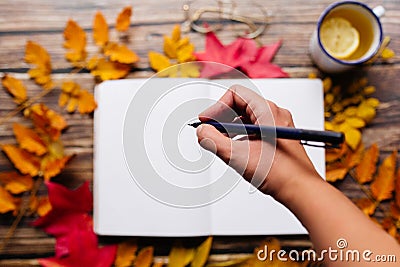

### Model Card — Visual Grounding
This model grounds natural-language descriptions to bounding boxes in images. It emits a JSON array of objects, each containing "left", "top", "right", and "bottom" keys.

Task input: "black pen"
[{"left": 188, "top": 121, "right": 344, "bottom": 147}]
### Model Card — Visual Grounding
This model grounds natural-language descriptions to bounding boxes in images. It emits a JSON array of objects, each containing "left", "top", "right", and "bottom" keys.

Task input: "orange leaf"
[
  {"left": 326, "top": 167, "right": 348, "bottom": 182},
  {"left": 381, "top": 217, "right": 397, "bottom": 237},
  {"left": 42, "top": 155, "right": 73, "bottom": 181},
  {"left": 25, "top": 41, "right": 53, "bottom": 89},
  {"left": 114, "top": 241, "right": 137, "bottom": 267},
  {"left": 354, "top": 198, "right": 376, "bottom": 216},
  {"left": 148, "top": 51, "right": 171, "bottom": 72},
  {"left": 25, "top": 104, "right": 67, "bottom": 140},
  {"left": 64, "top": 19, "right": 86, "bottom": 62},
  {"left": 345, "top": 142, "right": 364, "bottom": 168},
  {"left": 13, "top": 123, "right": 47, "bottom": 156},
  {"left": 37, "top": 196, "right": 52, "bottom": 216},
  {"left": 326, "top": 143, "right": 348, "bottom": 163},
  {"left": 90, "top": 58, "right": 130, "bottom": 80},
  {"left": 78, "top": 90, "right": 97, "bottom": 114},
  {"left": 93, "top": 11, "right": 109, "bottom": 47},
  {"left": 2, "top": 144, "right": 40, "bottom": 177},
  {"left": 60, "top": 81, "right": 96, "bottom": 114},
  {"left": 395, "top": 169, "right": 400, "bottom": 208},
  {"left": 354, "top": 143, "right": 379, "bottom": 184},
  {"left": 371, "top": 150, "right": 397, "bottom": 202},
  {"left": 1, "top": 74, "right": 27, "bottom": 104},
  {"left": 0, "top": 186, "right": 17, "bottom": 214},
  {"left": 0, "top": 171, "right": 33, "bottom": 194},
  {"left": 134, "top": 246, "right": 153, "bottom": 267},
  {"left": 104, "top": 43, "right": 139, "bottom": 64},
  {"left": 116, "top": 6, "right": 132, "bottom": 32}
]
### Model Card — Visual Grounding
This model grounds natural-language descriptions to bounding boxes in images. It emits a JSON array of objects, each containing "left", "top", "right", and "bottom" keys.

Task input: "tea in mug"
[{"left": 320, "top": 8, "right": 374, "bottom": 61}]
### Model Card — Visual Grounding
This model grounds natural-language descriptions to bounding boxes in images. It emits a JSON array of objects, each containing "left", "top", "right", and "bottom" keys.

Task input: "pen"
[{"left": 188, "top": 121, "right": 344, "bottom": 147}]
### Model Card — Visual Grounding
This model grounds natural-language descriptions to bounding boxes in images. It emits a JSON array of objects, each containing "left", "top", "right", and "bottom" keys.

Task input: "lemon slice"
[{"left": 320, "top": 17, "right": 360, "bottom": 60}]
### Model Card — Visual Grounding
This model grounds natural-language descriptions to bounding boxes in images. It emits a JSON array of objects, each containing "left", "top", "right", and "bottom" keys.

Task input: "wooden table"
[{"left": 0, "top": 0, "right": 399, "bottom": 265}]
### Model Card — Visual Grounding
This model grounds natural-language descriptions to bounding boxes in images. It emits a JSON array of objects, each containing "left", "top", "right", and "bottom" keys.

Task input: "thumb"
[{"left": 196, "top": 124, "right": 232, "bottom": 164}]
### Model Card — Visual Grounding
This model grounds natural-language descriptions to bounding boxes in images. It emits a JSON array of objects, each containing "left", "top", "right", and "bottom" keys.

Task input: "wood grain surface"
[{"left": 0, "top": 0, "right": 399, "bottom": 265}]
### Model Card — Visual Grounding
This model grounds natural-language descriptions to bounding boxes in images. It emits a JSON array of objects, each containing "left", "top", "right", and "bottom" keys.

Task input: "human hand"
[{"left": 196, "top": 84, "right": 322, "bottom": 200}]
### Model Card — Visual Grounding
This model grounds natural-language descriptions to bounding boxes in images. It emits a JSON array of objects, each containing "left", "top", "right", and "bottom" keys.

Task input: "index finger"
[{"left": 199, "top": 84, "right": 273, "bottom": 125}]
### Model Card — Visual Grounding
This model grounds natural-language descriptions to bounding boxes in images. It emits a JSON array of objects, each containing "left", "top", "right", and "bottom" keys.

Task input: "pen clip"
[{"left": 300, "top": 140, "right": 341, "bottom": 149}]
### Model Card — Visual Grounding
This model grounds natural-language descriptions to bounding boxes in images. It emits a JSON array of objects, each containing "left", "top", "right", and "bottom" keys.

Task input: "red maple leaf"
[
  {"left": 194, "top": 31, "right": 288, "bottom": 78},
  {"left": 33, "top": 182, "right": 117, "bottom": 267}
]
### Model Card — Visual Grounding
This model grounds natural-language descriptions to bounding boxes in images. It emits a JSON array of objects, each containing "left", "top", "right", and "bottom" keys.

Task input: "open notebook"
[{"left": 93, "top": 78, "right": 324, "bottom": 236}]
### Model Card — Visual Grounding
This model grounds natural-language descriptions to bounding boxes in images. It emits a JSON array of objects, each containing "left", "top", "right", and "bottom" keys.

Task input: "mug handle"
[{"left": 373, "top": 6, "right": 385, "bottom": 18}]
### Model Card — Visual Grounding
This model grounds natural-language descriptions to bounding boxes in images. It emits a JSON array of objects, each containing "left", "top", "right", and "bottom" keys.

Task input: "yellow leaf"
[
  {"left": 66, "top": 97, "right": 78, "bottom": 113},
  {"left": 343, "top": 106, "right": 358, "bottom": 117},
  {"left": 364, "top": 97, "right": 380, "bottom": 108},
  {"left": 344, "top": 117, "right": 366, "bottom": 129},
  {"left": 354, "top": 198, "right": 376, "bottom": 216},
  {"left": 58, "top": 92, "right": 69, "bottom": 108},
  {"left": 37, "top": 196, "right": 51, "bottom": 216},
  {"left": 1, "top": 74, "right": 27, "bottom": 104},
  {"left": 322, "top": 77, "right": 332, "bottom": 93},
  {"left": 78, "top": 90, "right": 97, "bottom": 114},
  {"left": 363, "top": 85, "right": 376, "bottom": 95},
  {"left": 134, "top": 246, "right": 153, "bottom": 267},
  {"left": 354, "top": 143, "right": 379, "bottom": 184},
  {"left": 326, "top": 167, "right": 348, "bottom": 182},
  {"left": 180, "top": 62, "right": 200, "bottom": 78},
  {"left": 340, "top": 123, "right": 361, "bottom": 150},
  {"left": 90, "top": 58, "right": 131, "bottom": 80},
  {"left": 381, "top": 47, "right": 395, "bottom": 60},
  {"left": 0, "top": 171, "right": 33, "bottom": 194},
  {"left": 64, "top": 19, "right": 86, "bottom": 62},
  {"left": 2, "top": 144, "right": 40, "bottom": 177},
  {"left": 177, "top": 43, "right": 195, "bottom": 63},
  {"left": 371, "top": 150, "right": 397, "bottom": 201},
  {"left": 164, "top": 36, "right": 177, "bottom": 59},
  {"left": 13, "top": 123, "right": 47, "bottom": 156},
  {"left": 104, "top": 43, "right": 139, "bottom": 64},
  {"left": 192, "top": 237, "right": 213, "bottom": 267},
  {"left": 149, "top": 51, "right": 172, "bottom": 72},
  {"left": 116, "top": 6, "right": 132, "bottom": 32},
  {"left": 60, "top": 81, "right": 96, "bottom": 114},
  {"left": 93, "top": 11, "right": 109, "bottom": 47},
  {"left": 0, "top": 186, "right": 17, "bottom": 214},
  {"left": 171, "top": 24, "right": 181, "bottom": 42},
  {"left": 42, "top": 154, "right": 73, "bottom": 181},
  {"left": 25, "top": 41, "right": 53, "bottom": 89},
  {"left": 115, "top": 241, "right": 138, "bottom": 267},
  {"left": 168, "top": 246, "right": 195, "bottom": 267},
  {"left": 356, "top": 101, "right": 376, "bottom": 123}
]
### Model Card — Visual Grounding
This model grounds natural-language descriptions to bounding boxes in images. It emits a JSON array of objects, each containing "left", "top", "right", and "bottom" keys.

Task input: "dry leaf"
[
  {"left": 36, "top": 196, "right": 52, "bottom": 217},
  {"left": 64, "top": 19, "right": 86, "bottom": 63},
  {"left": 25, "top": 104, "right": 67, "bottom": 141},
  {"left": 59, "top": 81, "right": 97, "bottom": 114},
  {"left": 13, "top": 123, "right": 47, "bottom": 156},
  {"left": 356, "top": 101, "right": 376, "bottom": 123},
  {"left": 149, "top": 51, "right": 171, "bottom": 72},
  {"left": 42, "top": 154, "right": 73, "bottom": 181},
  {"left": 93, "top": 11, "right": 109, "bottom": 47},
  {"left": 354, "top": 143, "right": 379, "bottom": 184},
  {"left": 326, "top": 167, "right": 348, "bottom": 182},
  {"left": 395, "top": 169, "right": 400, "bottom": 208},
  {"left": 104, "top": 42, "right": 139, "bottom": 64},
  {"left": 115, "top": 241, "right": 138, "bottom": 267},
  {"left": 0, "top": 171, "right": 33, "bottom": 194},
  {"left": 371, "top": 150, "right": 397, "bottom": 202},
  {"left": 89, "top": 58, "right": 131, "bottom": 80},
  {"left": 134, "top": 246, "right": 153, "bottom": 267},
  {"left": 325, "top": 144, "right": 348, "bottom": 163},
  {"left": 345, "top": 142, "right": 364, "bottom": 168},
  {"left": 2, "top": 144, "right": 40, "bottom": 177},
  {"left": 381, "top": 217, "right": 397, "bottom": 237},
  {"left": 168, "top": 246, "right": 195, "bottom": 267},
  {"left": 1, "top": 74, "right": 27, "bottom": 104},
  {"left": 116, "top": 6, "right": 132, "bottom": 32},
  {"left": 191, "top": 237, "right": 213, "bottom": 267},
  {"left": 0, "top": 186, "right": 18, "bottom": 214},
  {"left": 339, "top": 123, "right": 361, "bottom": 150},
  {"left": 25, "top": 41, "right": 53, "bottom": 89},
  {"left": 354, "top": 198, "right": 376, "bottom": 216}
]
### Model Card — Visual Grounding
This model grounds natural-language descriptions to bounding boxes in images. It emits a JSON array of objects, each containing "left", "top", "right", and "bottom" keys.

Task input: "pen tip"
[{"left": 188, "top": 121, "right": 201, "bottom": 128}]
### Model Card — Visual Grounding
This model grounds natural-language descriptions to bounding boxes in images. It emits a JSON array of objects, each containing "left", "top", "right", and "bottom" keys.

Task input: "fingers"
[{"left": 196, "top": 124, "right": 232, "bottom": 164}]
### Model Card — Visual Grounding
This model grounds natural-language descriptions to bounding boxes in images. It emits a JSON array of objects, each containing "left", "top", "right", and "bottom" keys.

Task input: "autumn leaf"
[
  {"left": 134, "top": 246, "right": 154, "bottom": 267},
  {"left": 354, "top": 198, "right": 376, "bottom": 216},
  {"left": 0, "top": 171, "right": 33, "bottom": 194},
  {"left": 116, "top": 6, "right": 132, "bottom": 32},
  {"left": 325, "top": 144, "right": 348, "bottom": 163},
  {"left": 104, "top": 42, "right": 139, "bottom": 64},
  {"left": 163, "top": 25, "right": 195, "bottom": 63},
  {"left": 37, "top": 196, "right": 52, "bottom": 216},
  {"left": 42, "top": 154, "right": 73, "bottom": 181},
  {"left": 34, "top": 182, "right": 117, "bottom": 267},
  {"left": 59, "top": 81, "right": 97, "bottom": 114},
  {"left": 25, "top": 41, "right": 53, "bottom": 89},
  {"left": 191, "top": 237, "right": 213, "bottom": 267},
  {"left": 88, "top": 57, "right": 131, "bottom": 80},
  {"left": 345, "top": 142, "right": 364, "bottom": 168},
  {"left": 354, "top": 143, "right": 379, "bottom": 184},
  {"left": 338, "top": 122, "right": 361, "bottom": 150},
  {"left": 149, "top": 51, "right": 172, "bottom": 72},
  {"left": 13, "top": 123, "right": 47, "bottom": 156},
  {"left": 1, "top": 74, "right": 27, "bottom": 104},
  {"left": 0, "top": 186, "right": 18, "bottom": 214},
  {"left": 395, "top": 169, "right": 400, "bottom": 208},
  {"left": 2, "top": 144, "right": 40, "bottom": 177},
  {"left": 64, "top": 19, "right": 86, "bottom": 63},
  {"left": 24, "top": 104, "right": 67, "bottom": 140},
  {"left": 371, "top": 150, "right": 397, "bottom": 202},
  {"left": 381, "top": 217, "right": 397, "bottom": 237},
  {"left": 93, "top": 11, "right": 109, "bottom": 47},
  {"left": 169, "top": 245, "right": 195, "bottom": 267},
  {"left": 326, "top": 167, "right": 348, "bottom": 182},
  {"left": 114, "top": 241, "right": 138, "bottom": 267}
]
